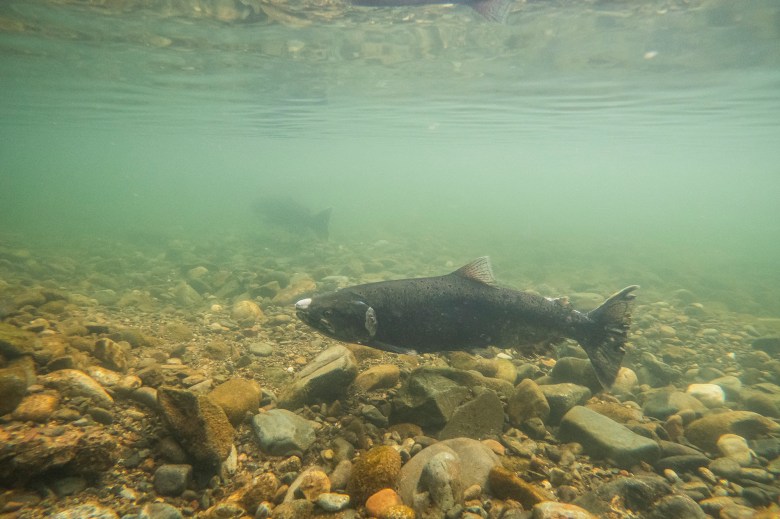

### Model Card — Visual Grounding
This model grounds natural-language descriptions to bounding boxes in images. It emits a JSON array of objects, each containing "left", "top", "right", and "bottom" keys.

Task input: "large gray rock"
[
  {"left": 252, "top": 409, "right": 317, "bottom": 456},
  {"left": 574, "top": 475, "right": 673, "bottom": 516},
  {"left": 642, "top": 389, "right": 707, "bottom": 420},
  {"left": 0, "top": 323, "right": 39, "bottom": 358},
  {"left": 279, "top": 345, "right": 358, "bottom": 409},
  {"left": 39, "top": 369, "right": 113, "bottom": 407},
  {"left": 391, "top": 371, "right": 469, "bottom": 429},
  {"left": 558, "top": 406, "right": 660, "bottom": 469},
  {"left": 398, "top": 438, "right": 499, "bottom": 507},
  {"left": 0, "top": 356, "right": 36, "bottom": 415},
  {"left": 550, "top": 357, "right": 601, "bottom": 393},
  {"left": 412, "top": 451, "right": 462, "bottom": 519},
  {"left": 540, "top": 383, "right": 591, "bottom": 424},
  {"left": 438, "top": 388, "right": 504, "bottom": 440},
  {"left": 752, "top": 337, "right": 780, "bottom": 355}
]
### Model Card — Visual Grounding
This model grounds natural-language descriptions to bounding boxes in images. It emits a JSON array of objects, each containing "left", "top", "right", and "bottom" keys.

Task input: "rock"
[
  {"left": 574, "top": 475, "right": 672, "bottom": 516},
  {"left": 315, "top": 492, "right": 350, "bottom": 512},
  {"left": 438, "top": 388, "right": 504, "bottom": 440},
  {"left": 742, "top": 389, "right": 780, "bottom": 418},
  {"left": 655, "top": 455, "right": 711, "bottom": 474},
  {"left": 208, "top": 378, "right": 261, "bottom": 427},
  {"left": 611, "top": 367, "right": 639, "bottom": 396},
  {"left": 686, "top": 383, "right": 725, "bottom": 408},
  {"left": 488, "top": 466, "right": 553, "bottom": 509},
  {"left": 539, "top": 383, "right": 591, "bottom": 424},
  {"left": 709, "top": 376, "right": 742, "bottom": 401},
  {"left": 284, "top": 466, "right": 330, "bottom": 502},
  {"left": 0, "top": 322, "right": 39, "bottom": 358},
  {"left": 252, "top": 409, "right": 317, "bottom": 456},
  {"left": 153, "top": 464, "right": 192, "bottom": 496},
  {"left": 348, "top": 446, "right": 401, "bottom": 505},
  {"left": 685, "top": 411, "right": 780, "bottom": 452},
  {"left": 381, "top": 505, "right": 416, "bottom": 519},
  {"left": 231, "top": 300, "right": 264, "bottom": 325},
  {"left": 225, "top": 472, "right": 279, "bottom": 512},
  {"left": 157, "top": 387, "right": 235, "bottom": 472},
  {"left": 249, "top": 342, "right": 274, "bottom": 357},
  {"left": 93, "top": 338, "right": 129, "bottom": 372},
  {"left": 39, "top": 369, "right": 113, "bottom": 407},
  {"left": 173, "top": 282, "right": 202, "bottom": 307},
  {"left": 0, "top": 356, "right": 36, "bottom": 415},
  {"left": 642, "top": 389, "right": 707, "bottom": 420},
  {"left": 198, "top": 502, "right": 247, "bottom": 519},
  {"left": 138, "top": 503, "right": 184, "bottom": 519},
  {"left": 752, "top": 337, "right": 780, "bottom": 355},
  {"left": 558, "top": 406, "right": 660, "bottom": 468},
  {"left": 717, "top": 434, "right": 753, "bottom": 466},
  {"left": 507, "top": 378, "right": 550, "bottom": 426},
  {"left": 279, "top": 345, "right": 358, "bottom": 409},
  {"left": 329, "top": 459, "right": 352, "bottom": 491},
  {"left": 51, "top": 503, "right": 119, "bottom": 519},
  {"left": 551, "top": 357, "right": 601, "bottom": 393},
  {"left": 532, "top": 502, "right": 597, "bottom": 519},
  {"left": 642, "top": 494, "right": 706, "bottom": 519},
  {"left": 354, "top": 364, "right": 401, "bottom": 392},
  {"left": 12, "top": 392, "right": 60, "bottom": 422},
  {"left": 398, "top": 438, "right": 498, "bottom": 507},
  {"left": 412, "top": 451, "right": 462, "bottom": 519},
  {"left": 709, "top": 458, "right": 742, "bottom": 480},
  {"left": 365, "top": 488, "right": 403, "bottom": 518},
  {"left": 0, "top": 426, "right": 117, "bottom": 485},
  {"left": 391, "top": 370, "right": 470, "bottom": 429}
]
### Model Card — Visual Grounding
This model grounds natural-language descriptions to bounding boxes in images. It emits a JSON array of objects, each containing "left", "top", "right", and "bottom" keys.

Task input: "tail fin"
[
  {"left": 469, "top": 0, "right": 512, "bottom": 22},
  {"left": 581, "top": 285, "right": 639, "bottom": 390},
  {"left": 310, "top": 208, "right": 332, "bottom": 240}
]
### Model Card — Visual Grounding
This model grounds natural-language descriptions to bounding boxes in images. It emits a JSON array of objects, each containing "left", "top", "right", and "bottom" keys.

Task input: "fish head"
[{"left": 295, "top": 293, "right": 377, "bottom": 344}]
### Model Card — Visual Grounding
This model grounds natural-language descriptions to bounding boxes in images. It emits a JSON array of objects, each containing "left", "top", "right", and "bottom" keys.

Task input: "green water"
[{"left": 1, "top": 0, "right": 779, "bottom": 316}]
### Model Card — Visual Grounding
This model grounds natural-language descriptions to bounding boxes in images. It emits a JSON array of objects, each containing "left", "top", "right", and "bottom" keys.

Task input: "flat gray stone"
[
  {"left": 252, "top": 409, "right": 317, "bottom": 456},
  {"left": 540, "top": 383, "right": 591, "bottom": 424},
  {"left": 438, "top": 388, "right": 504, "bottom": 440},
  {"left": 558, "top": 406, "right": 660, "bottom": 469},
  {"left": 278, "top": 345, "right": 358, "bottom": 409}
]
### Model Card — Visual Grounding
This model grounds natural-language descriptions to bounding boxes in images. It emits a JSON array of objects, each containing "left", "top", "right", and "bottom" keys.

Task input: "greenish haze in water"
[{"left": 1, "top": 0, "right": 779, "bottom": 315}]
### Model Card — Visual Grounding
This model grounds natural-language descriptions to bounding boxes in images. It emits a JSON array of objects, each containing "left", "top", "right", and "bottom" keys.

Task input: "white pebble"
[{"left": 686, "top": 383, "right": 725, "bottom": 408}]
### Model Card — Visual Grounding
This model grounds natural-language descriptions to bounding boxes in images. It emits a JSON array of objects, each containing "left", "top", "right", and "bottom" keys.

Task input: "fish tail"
[
  {"left": 311, "top": 208, "right": 332, "bottom": 240},
  {"left": 468, "top": 0, "right": 512, "bottom": 22},
  {"left": 580, "top": 285, "right": 639, "bottom": 389}
]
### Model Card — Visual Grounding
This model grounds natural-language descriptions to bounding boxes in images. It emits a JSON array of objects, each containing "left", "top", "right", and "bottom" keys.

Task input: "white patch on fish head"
[
  {"left": 365, "top": 306, "right": 377, "bottom": 337},
  {"left": 295, "top": 298, "right": 311, "bottom": 310}
]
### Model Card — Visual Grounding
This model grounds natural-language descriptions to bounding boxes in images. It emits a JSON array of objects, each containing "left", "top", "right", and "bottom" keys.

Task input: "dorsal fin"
[{"left": 452, "top": 256, "right": 497, "bottom": 287}]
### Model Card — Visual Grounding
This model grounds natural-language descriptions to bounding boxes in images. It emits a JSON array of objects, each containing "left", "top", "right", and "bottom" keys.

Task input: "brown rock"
[
  {"left": 488, "top": 466, "right": 554, "bottom": 509},
  {"left": 354, "top": 365, "right": 401, "bottom": 392},
  {"left": 381, "top": 505, "right": 416, "bottom": 519},
  {"left": 0, "top": 322, "right": 39, "bottom": 358},
  {"left": 507, "top": 379, "right": 550, "bottom": 426},
  {"left": 157, "top": 387, "right": 235, "bottom": 472},
  {"left": 348, "top": 446, "right": 402, "bottom": 504},
  {"left": 209, "top": 378, "right": 261, "bottom": 427},
  {"left": 366, "top": 488, "right": 403, "bottom": 518},
  {"left": 685, "top": 411, "right": 780, "bottom": 452},
  {"left": 12, "top": 392, "right": 60, "bottom": 422},
  {"left": 94, "top": 338, "right": 129, "bottom": 372},
  {"left": 0, "top": 356, "right": 36, "bottom": 415}
]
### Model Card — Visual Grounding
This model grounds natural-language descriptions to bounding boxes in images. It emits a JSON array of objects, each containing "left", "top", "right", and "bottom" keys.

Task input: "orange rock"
[{"left": 365, "top": 488, "right": 402, "bottom": 518}]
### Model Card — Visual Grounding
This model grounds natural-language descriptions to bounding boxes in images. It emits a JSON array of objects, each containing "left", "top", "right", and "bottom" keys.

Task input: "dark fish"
[
  {"left": 351, "top": 0, "right": 513, "bottom": 22},
  {"left": 253, "top": 197, "right": 332, "bottom": 240},
  {"left": 295, "top": 257, "right": 638, "bottom": 389}
]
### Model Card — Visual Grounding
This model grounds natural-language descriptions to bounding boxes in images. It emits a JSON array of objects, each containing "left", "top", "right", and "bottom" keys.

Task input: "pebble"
[
  {"left": 717, "top": 434, "right": 753, "bottom": 466},
  {"left": 138, "top": 502, "right": 184, "bottom": 519},
  {"left": 153, "top": 464, "right": 193, "bottom": 496},
  {"left": 252, "top": 409, "right": 317, "bottom": 456},
  {"left": 38, "top": 369, "right": 114, "bottom": 407},
  {"left": 365, "top": 488, "right": 403, "bottom": 517},
  {"left": 532, "top": 502, "right": 596, "bottom": 519},
  {"left": 51, "top": 503, "right": 119, "bottom": 519},
  {"left": 686, "top": 383, "right": 725, "bottom": 408},
  {"left": 315, "top": 492, "right": 350, "bottom": 512}
]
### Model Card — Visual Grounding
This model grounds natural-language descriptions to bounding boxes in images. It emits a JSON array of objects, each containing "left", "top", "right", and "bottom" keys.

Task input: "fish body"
[
  {"left": 351, "top": 0, "right": 512, "bottom": 22},
  {"left": 254, "top": 197, "right": 332, "bottom": 240},
  {"left": 295, "top": 257, "right": 638, "bottom": 388}
]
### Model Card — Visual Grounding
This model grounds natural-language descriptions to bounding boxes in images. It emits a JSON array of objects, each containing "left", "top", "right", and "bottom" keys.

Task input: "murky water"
[{"left": 1, "top": 0, "right": 779, "bottom": 315}]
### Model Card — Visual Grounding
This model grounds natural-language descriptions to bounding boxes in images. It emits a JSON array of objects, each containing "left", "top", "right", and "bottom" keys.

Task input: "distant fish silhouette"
[
  {"left": 253, "top": 197, "right": 332, "bottom": 240},
  {"left": 352, "top": 0, "right": 512, "bottom": 22}
]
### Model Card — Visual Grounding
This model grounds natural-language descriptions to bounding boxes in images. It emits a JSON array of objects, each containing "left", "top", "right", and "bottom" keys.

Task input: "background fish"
[
  {"left": 351, "top": 0, "right": 513, "bottom": 22},
  {"left": 296, "top": 257, "right": 638, "bottom": 389},
  {"left": 253, "top": 197, "right": 332, "bottom": 240}
]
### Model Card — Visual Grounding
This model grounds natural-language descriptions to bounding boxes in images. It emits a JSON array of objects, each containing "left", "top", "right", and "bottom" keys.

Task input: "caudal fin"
[
  {"left": 310, "top": 208, "right": 332, "bottom": 240},
  {"left": 581, "top": 285, "right": 639, "bottom": 390},
  {"left": 469, "top": 0, "right": 512, "bottom": 22}
]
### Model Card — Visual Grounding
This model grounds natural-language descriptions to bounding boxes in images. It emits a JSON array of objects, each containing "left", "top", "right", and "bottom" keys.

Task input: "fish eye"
[{"left": 323, "top": 310, "right": 333, "bottom": 318}]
